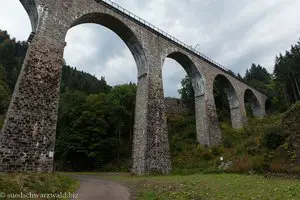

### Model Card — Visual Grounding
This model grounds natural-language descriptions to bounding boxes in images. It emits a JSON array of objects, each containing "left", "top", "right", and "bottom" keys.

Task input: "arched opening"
[
  {"left": 19, "top": 0, "right": 38, "bottom": 33},
  {"left": 213, "top": 75, "right": 242, "bottom": 129},
  {"left": 69, "top": 13, "right": 147, "bottom": 75},
  {"left": 54, "top": 13, "right": 145, "bottom": 172},
  {"left": 162, "top": 51, "right": 204, "bottom": 167},
  {"left": 244, "top": 89, "right": 262, "bottom": 118}
]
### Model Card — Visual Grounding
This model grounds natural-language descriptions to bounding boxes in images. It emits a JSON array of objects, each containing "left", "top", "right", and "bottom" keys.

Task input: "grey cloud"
[{"left": 65, "top": 24, "right": 126, "bottom": 68}]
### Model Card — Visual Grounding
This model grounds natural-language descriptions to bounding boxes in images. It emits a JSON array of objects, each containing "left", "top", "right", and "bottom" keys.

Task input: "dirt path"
[{"left": 71, "top": 175, "right": 131, "bottom": 200}]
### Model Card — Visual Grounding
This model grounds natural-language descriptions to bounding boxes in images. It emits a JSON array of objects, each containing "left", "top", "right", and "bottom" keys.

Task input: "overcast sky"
[{"left": 1, "top": 0, "right": 300, "bottom": 97}]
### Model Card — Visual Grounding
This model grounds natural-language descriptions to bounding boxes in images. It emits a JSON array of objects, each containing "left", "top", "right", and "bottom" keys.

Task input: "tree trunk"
[
  {"left": 289, "top": 74, "right": 298, "bottom": 102},
  {"left": 117, "top": 127, "right": 121, "bottom": 162},
  {"left": 292, "top": 72, "right": 300, "bottom": 100}
]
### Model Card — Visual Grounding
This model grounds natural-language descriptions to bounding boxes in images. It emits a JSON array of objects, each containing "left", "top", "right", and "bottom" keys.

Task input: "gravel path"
[{"left": 71, "top": 175, "right": 131, "bottom": 200}]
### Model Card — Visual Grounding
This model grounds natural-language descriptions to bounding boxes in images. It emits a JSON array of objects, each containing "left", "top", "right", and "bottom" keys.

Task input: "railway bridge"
[{"left": 0, "top": 0, "right": 267, "bottom": 175}]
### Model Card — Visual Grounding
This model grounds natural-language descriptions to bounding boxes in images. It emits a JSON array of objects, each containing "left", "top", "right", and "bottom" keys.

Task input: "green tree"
[
  {"left": 178, "top": 75, "right": 194, "bottom": 114},
  {"left": 55, "top": 92, "right": 115, "bottom": 170},
  {"left": 0, "top": 30, "right": 27, "bottom": 91},
  {"left": 245, "top": 63, "right": 272, "bottom": 84},
  {"left": 0, "top": 64, "right": 10, "bottom": 118},
  {"left": 213, "top": 76, "right": 231, "bottom": 123},
  {"left": 274, "top": 44, "right": 300, "bottom": 105},
  {"left": 105, "top": 83, "right": 137, "bottom": 161},
  {"left": 60, "top": 65, "right": 111, "bottom": 94}
]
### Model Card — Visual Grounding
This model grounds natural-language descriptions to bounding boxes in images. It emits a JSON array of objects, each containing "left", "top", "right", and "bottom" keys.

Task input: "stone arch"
[
  {"left": 213, "top": 74, "right": 243, "bottom": 129},
  {"left": 162, "top": 50, "right": 209, "bottom": 144},
  {"left": 164, "top": 51, "right": 205, "bottom": 97},
  {"left": 20, "top": 0, "right": 38, "bottom": 32},
  {"left": 68, "top": 12, "right": 148, "bottom": 76},
  {"left": 65, "top": 12, "right": 153, "bottom": 175},
  {"left": 244, "top": 89, "right": 263, "bottom": 117}
]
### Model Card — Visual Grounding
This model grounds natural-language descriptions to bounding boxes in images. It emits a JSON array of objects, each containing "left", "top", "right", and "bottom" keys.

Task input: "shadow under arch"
[
  {"left": 213, "top": 74, "right": 243, "bottom": 129},
  {"left": 69, "top": 12, "right": 147, "bottom": 76},
  {"left": 163, "top": 51, "right": 207, "bottom": 144},
  {"left": 244, "top": 89, "right": 262, "bottom": 117}
]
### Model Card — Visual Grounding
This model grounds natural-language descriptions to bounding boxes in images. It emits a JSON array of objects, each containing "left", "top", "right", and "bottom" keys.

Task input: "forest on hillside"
[{"left": 0, "top": 29, "right": 299, "bottom": 172}]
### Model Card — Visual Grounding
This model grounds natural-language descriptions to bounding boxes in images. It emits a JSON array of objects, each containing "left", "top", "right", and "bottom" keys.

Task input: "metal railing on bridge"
[
  {"left": 96, "top": 0, "right": 232, "bottom": 72},
  {"left": 95, "top": 0, "right": 267, "bottom": 96}
]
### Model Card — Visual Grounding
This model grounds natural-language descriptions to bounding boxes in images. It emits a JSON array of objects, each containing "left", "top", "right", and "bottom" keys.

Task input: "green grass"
[
  {"left": 65, "top": 172, "right": 300, "bottom": 200},
  {"left": 137, "top": 174, "right": 300, "bottom": 200},
  {"left": 0, "top": 173, "right": 79, "bottom": 200}
]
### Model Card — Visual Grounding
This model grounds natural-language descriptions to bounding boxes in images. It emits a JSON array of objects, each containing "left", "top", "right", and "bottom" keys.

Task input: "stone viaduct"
[{"left": 0, "top": 0, "right": 267, "bottom": 175}]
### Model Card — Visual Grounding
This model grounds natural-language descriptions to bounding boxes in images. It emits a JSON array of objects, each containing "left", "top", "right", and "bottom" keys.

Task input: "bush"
[
  {"left": 221, "top": 123, "right": 245, "bottom": 148},
  {"left": 227, "top": 155, "right": 251, "bottom": 173},
  {"left": 262, "top": 126, "right": 285, "bottom": 150},
  {"left": 203, "top": 149, "right": 213, "bottom": 160},
  {"left": 250, "top": 156, "right": 267, "bottom": 173},
  {"left": 171, "top": 144, "right": 224, "bottom": 174},
  {"left": 226, "top": 155, "right": 267, "bottom": 174}
]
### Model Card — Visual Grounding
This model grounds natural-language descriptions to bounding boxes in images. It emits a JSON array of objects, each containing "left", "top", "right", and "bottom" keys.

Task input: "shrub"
[
  {"left": 269, "top": 162, "right": 289, "bottom": 173},
  {"left": 221, "top": 123, "right": 245, "bottom": 148},
  {"left": 246, "top": 138, "right": 260, "bottom": 155},
  {"left": 250, "top": 156, "right": 267, "bottom": 173},
  {"left": 227, "top": 154, "right": 251, "bottom": 173},
  {"left": 262, "top": 126, "right": 285, "bottom": 150},
  {"left": 211, "top": 146, "right": 224, "bottom": 156},
  {"left": 226, "top": 155, "right": 267, "bottom": 173},
  {"left": 203, "top": 149, "right": 213, "bottom": 160}
]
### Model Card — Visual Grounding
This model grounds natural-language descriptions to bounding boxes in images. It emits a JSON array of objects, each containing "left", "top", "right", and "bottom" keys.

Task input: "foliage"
[
  {"left": 205, "top": 116, "right": 283, "bottom": 174},
  {"left": 220, "top": 123, "right": 246, "bottom": 148},
  {"left": 0, "top": 64, "right": 10, "bottom": 115},
  {"left": 269, "top": 101, "right": 300, "bottom": 173},
  {"left": 178, "top": 75, "right": 194, "bottom": 115},
  {"left": 60, "top": 64, "right": 111, "bottom": 94},
  {"left": 0, "top": 30, "right": 27, "bottom": 91},
  {"left": 245, "top": 63, "right": 272, "bottom": 84},
  {"left": 273, "top": 41, "right": 300, "bottom": 108},
  {"left": 170, "top": 144, "right": 218, "bottom": 175},
  {"left": 167, "top": 113, "right": 196, "bottom": 156},
  {"left": 55, "top": 83, "right": 137, "bottom": 171},
  {"left": 262, "top": 126, "right": 285, "bottom": 150},
  {"left": 0, "top": 30, "right": 27, "bottom": 121},
  {"left": 213, "top": 76, "right": 231, "bottom": 124}
]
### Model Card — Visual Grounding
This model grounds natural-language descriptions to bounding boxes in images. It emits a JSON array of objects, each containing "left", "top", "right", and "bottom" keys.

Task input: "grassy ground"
[
  {"left": 135, "top": 174, "right": 300, "bottom": 200},
  {"left": 0, "top": 173, "right": 79, "bottom": 200},
  {"left": 63, "top": 172, "right": 300, "bottom": 200}
]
